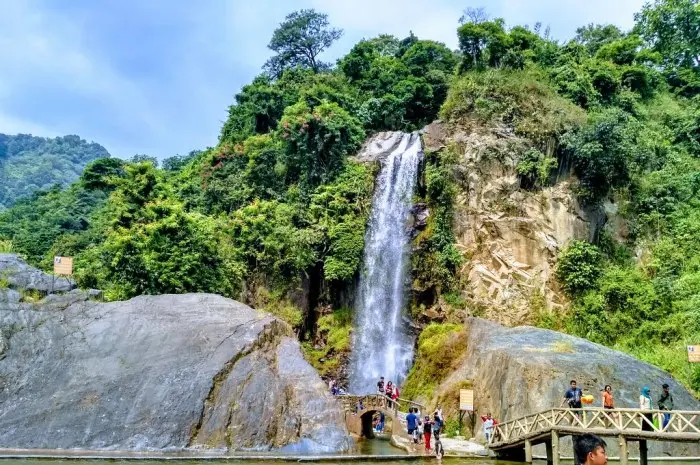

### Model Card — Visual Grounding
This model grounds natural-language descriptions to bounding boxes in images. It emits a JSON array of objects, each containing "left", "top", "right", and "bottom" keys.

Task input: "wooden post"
[
  {"left": 618, "top": 436, "right": 628, "bottom": 465},
  {"left": 545, "top": 440, "right": 554, "bottom": 465},
  {"left": 639, "top": 440, "right": 648, "bottom": 465},
  {"left": 551, "top": 430, "right": 560, "bottom": 465},
  {"left": 525, "top": 439, "right": 533, "bottom": 463}
]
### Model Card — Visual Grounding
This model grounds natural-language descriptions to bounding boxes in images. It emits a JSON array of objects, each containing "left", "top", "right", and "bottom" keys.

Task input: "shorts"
[{"left": 408, "top": 428, "right": 415, "bottom": 434}]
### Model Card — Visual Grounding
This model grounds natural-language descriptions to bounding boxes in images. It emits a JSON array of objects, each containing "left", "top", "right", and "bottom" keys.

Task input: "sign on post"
[
  {"left": 460, "top": 389, "right": 474, "bottom": 411},
  {"left": 688, "top": 345, "right": 700, "bottom": 363},
  {"left": 53, "top": 256, "right": 73, "bottom": 276}
]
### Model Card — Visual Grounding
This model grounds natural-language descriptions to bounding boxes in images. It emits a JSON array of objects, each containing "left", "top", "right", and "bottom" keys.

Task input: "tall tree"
[
  {"left": 264, "top": 9, "right": 343, "bottom": 77},
  {"left": 635, "top": 0, "right": 700, "bottom": 69}
]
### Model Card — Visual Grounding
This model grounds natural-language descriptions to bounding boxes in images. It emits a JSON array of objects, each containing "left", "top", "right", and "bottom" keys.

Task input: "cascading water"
[{"left": 349, "top": 132, "right": 422, "bottom": 393}]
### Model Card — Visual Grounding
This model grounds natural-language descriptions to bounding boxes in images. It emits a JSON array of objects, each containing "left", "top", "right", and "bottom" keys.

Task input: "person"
[
  {"left": 658, "top": 383, "right": 674, "bottom": 430},
  {"left": 377, "top": 376, "right": 385, "bottom": 395},
  {"left": 406, "top": 408, "right": 419, "bottom": 442},
  {"left": 436, "top": 407, "right": 444, "bottom": 426},
  {"left": 481, "top": 412, "right": 495, "bottom": 443},
  {"left": 562, "top": 380, "right": 583, "bottom": 418},
  {"left": 423, "top": 415, "right": 433, "bottom": 451},
  {"left": 573, "top": 434, "right": 608, "bottom": 465},
  {"left": 354, "top": 399, "right": 364, "bottom": 415},
  {"left": 385, "top": 381, "right": 394, "bottom": 408},
  {"left": 640, "top": 386, "right": 653, "bottom": 431},
  {"left": 602, "top": 385, "right": 614, "bottom": 409},
  {"left": 378, "top": 411, "right": 385, "bottom": 433},
  {"left": 433, "top": 411, "right": 443, "bottom": 436},
  {"left": 392, "top": 384, "right": 400, "bottom": 404}
]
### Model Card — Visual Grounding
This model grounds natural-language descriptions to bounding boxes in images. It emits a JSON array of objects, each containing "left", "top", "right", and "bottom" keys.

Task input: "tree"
[
  {"left": 457, "top": 19, "right": 508, "bottom": 71},
  {"left": 264, "top": 9, "right": 343, "bottom": 77},
  {"left": 575, "top": 24, "right": 624, "bottom": 55},
  {"left": 556, "top": 241, "right": 602, "bottom": 295},
  {"left": 635, "top": 0, "right": 700, "bottom": 70},
  {"left": 459, "top": 7, "right": 489, "bottom": 25}
]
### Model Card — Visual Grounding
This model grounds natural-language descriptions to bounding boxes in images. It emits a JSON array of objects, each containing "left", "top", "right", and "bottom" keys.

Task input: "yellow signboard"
[
  {"left": 460, "top": 389, "right": 474, "bottom": 411},
  {"left": 688, "top": 345, "right": 700, "bottom": 363},
  {"left": 53, "top": 256, "right": 73, "bottom": 276}
]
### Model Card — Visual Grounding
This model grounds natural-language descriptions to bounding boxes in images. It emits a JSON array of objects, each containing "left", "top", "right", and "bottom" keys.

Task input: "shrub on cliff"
[{"left": 402, "top": 323, "right": 467, "bottom": 401}]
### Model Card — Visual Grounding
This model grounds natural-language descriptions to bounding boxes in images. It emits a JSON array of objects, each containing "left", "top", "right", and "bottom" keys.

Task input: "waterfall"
[{"left": 349, "top": 132, "right": 422, "bottom": 394}]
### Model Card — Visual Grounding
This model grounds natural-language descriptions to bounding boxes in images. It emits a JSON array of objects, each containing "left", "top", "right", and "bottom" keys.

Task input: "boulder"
[
  {"left": 438, "top": 318, "right": 700, "bottom": 456},
  {"left": 0, "top": 293, "right": 351, "bottom": 453},
  {"left": 0, "top": 253, "right": 75, "bottom": 293}
]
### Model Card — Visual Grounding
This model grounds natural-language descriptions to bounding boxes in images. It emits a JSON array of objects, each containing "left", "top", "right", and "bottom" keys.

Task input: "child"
[{"left": 573, "top": 434, "right": 608, "bottom": 465}]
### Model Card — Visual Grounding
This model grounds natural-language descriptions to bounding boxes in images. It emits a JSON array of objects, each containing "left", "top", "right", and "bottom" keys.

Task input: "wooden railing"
[{"left": 490, "top": 408, "right": 700, "bottom": 447}]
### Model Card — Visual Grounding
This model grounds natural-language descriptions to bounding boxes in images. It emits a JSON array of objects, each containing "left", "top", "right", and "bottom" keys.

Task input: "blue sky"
[{"left": 0, "top": 0, "right": 645, "bottom": 160}]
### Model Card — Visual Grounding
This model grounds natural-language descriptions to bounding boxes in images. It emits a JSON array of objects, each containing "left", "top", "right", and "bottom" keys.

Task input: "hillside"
[
  {"left": 0, "top": 133, "right": 110, "bottom": 209},
  {"left": 0, "top": 0, "right": 698, "bottom": 395}
]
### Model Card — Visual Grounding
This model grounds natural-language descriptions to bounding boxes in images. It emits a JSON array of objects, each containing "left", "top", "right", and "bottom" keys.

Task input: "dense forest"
[
  {"left": 0, "top": 134, "right": 110, "bottom": 209},
  {"left": 0, "top": 1, "right": 698, "bottom": 392}
]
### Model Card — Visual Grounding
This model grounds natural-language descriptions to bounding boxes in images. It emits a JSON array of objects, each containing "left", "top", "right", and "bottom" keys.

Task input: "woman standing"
[{"left": 640, "top": 386, "right": 653, "bottom": 431}]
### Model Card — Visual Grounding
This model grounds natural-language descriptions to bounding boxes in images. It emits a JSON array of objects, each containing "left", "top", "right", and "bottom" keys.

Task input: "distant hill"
[{"left": 0, "top": 133, "right": 110, "bottom": 209}]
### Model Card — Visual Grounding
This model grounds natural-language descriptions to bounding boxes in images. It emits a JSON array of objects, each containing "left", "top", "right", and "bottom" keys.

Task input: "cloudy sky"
[{"left": 0, "top": 0, "right": 645, "bottom": 159}]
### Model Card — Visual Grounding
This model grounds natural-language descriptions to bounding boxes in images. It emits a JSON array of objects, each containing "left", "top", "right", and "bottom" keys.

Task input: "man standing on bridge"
[
  {"left": 562, "top": 379, "right": 583, "bottom": 418},
  {"left": 406, "top": 408, "right": 418, "bottom": 443},
  {"left": 658, "top": 383, "right": 674, "bottom": 430}
]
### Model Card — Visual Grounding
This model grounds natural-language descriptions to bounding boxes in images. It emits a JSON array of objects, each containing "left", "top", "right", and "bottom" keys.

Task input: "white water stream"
[{"left": 349, "top": 132, "right": 422, "bottom": 393}]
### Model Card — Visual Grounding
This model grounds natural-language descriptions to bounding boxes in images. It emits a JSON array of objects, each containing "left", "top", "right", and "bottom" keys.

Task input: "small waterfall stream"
[{"left": 349, "top": 132, "right": 422, "bottom": 393}]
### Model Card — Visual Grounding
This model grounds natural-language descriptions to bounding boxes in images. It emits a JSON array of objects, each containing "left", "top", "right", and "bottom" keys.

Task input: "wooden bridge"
[
  {"left": 337, "top": 393, "right": 425, "bottom": 439},
  {"left": 489, "top": 408, "right": 700, "bottom": 465}
]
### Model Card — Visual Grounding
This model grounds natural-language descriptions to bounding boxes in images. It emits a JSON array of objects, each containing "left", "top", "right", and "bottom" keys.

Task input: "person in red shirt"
[{"left": 423, "top": 416, "right": 433, "bottom": 451}]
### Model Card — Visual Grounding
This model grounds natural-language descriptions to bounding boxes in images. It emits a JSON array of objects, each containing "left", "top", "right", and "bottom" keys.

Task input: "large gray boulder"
[
  {"left": 440, "top": 318, "right": 700, "bottom": 456},
  {"left": 0, "top": 253, "right": 75, "bottom": 293},
  {"left": 0, "top": 293, "right": 351, "bottom": 453}
]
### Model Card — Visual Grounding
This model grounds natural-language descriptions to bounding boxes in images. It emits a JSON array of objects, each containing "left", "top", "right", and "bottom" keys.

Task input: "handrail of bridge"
[
  {"left": 336, "top": 393, "right": 426, "bottom": 416},
  {"left": 489, "top": 408, "right": 700, "bottom": 448}
]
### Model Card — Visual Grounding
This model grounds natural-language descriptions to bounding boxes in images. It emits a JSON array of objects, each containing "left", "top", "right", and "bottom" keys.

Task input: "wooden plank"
[
  {"left": 551, "top": 430, "right": 560, "bottom": 465},
  {"left": 525, "top": 439, "right": 533, "bottom": 463},
  {"left": 619, "top": 436, "right": 628, "bottom": 465}
]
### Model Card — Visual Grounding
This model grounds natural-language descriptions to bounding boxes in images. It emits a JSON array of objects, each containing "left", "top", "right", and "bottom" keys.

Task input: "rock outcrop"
[
  {"left": 0, "top": 277, "right": 351, "bottom": 452},
  {"left": 437, "top": 318, "right": 700, "bottom": 456},
  {"left": 0, "top": 253, "right": 76, "bottom": 294},
  {"left": 421, "top": 122, "right": 603, "bottom": 325}
]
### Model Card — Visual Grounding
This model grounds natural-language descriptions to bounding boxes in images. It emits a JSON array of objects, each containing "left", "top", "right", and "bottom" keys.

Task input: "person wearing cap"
[{"left": 657, "top": 383, "right": 674, "bottom": 429}]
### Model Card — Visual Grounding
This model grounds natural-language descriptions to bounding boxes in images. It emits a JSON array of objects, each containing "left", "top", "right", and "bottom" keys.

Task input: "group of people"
[
  {"left": 328, "top": 379, "right": 346, "bottom": 396},
  {"left": 405, "top": 406, "right": 444, "bottom": 451},
  {"left": 376, "top": 376, "right": 400, "bottom": 406},
  {"left": 562, "top": 379, "right": 675, "bottom": 429}
]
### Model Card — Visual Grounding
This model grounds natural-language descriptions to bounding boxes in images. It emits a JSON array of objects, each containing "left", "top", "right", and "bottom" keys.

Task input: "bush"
[
  {"left": 556, "top": 241, "right": 602, "bottom": 296},
  {"left": 402, "top": 323, "right": 467, "bottom": 401}
]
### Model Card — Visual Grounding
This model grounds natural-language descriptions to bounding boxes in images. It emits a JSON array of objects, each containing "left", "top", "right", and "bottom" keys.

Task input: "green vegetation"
[
  {"left": 402, "top": 323, "right": 467, "bottom": 401},
  {"left": 0, "top": 134, "right": 110, "bottom": 209},
  {"left": 411, "top": 145, "right": 462, "bottom": 316},
  {"left": 302, "top": 308, "right": 353, "bottom": 379}
]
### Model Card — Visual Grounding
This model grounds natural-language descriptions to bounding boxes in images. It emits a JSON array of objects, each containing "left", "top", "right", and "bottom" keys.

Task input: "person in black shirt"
[{"left": 377, "top": 377, "right": 385, "bottom": 394}]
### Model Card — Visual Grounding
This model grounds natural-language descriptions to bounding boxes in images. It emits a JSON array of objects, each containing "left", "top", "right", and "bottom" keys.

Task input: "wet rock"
[
  {"left": 352, "top": 131, "right": 422, "bottom": 164},
  {"left": 410, "top": 203, "right": 430, "bottom": 231},
  {"left": 0, "top": 293, "right": 350, "bottom": 452},
  {"left": 437, "top": 318, "right": 700, "bottom": 456},
  {"left": 0, "top": 253, "right": 75, "bottom": 293}
]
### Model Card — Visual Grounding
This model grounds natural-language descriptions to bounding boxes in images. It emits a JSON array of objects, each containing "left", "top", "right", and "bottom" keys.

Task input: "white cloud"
[{"left": 0, "top": 0, "right": 166, "bottom": 155}]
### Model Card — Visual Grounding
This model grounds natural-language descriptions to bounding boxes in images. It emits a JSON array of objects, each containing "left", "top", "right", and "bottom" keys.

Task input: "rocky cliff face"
[
  {"left": 422, "top": 121, "right": 603, "bottom": 326},
  {"left": 0, "top": 256, "right": 350, "bottom": 453},
  {"left": 438, "top": 318, "right": 700, "bottom": 456}
]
